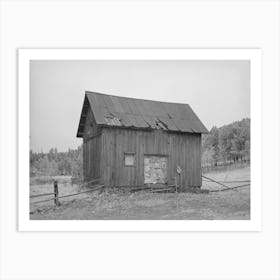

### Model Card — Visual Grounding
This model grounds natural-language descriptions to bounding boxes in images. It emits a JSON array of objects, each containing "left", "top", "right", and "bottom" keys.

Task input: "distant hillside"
[{"left": 202, "top": 118, "right": 250, "bottom": 167}]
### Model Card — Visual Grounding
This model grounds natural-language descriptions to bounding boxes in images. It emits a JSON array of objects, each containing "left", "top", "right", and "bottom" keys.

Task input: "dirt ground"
[{"left": 30, "top": 166, "right": 250, "bottom": 220}]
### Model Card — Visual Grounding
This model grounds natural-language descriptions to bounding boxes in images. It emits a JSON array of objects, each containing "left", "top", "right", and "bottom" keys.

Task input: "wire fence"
[
  {"left": 30, "top": 174, "right": 250, "bottom": 208},
  {"left": 202, "top": 175, "right": 250, "bottom": 193},
  {"left": 30, "top": 178, "right": 104, "bottom": 206}
]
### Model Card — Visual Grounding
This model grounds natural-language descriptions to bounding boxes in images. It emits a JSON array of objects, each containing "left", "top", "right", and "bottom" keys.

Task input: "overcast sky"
[{"left": 30, "top": 60, "right": 250, "bottom": 152}]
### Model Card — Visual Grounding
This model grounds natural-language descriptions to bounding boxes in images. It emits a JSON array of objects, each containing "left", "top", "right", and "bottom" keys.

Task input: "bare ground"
[{"left": 30, "top": 166, "right": 250, "bottom": 220}]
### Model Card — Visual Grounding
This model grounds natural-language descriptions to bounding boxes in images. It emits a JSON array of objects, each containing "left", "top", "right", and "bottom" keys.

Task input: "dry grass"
[
  {"left": 30, "top": 177, "right": 86, "bottom": 213},
  {"left": 30, "top": 166, "right": 250, "bottom": 220}
]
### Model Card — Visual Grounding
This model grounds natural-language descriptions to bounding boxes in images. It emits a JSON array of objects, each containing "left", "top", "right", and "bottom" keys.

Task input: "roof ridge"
[{"left": 85, "top": 90, "right": 190, "bottom": 106}]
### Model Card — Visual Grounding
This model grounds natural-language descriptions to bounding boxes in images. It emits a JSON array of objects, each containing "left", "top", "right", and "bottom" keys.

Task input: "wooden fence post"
[
  {"left": 174, "top": 177, "right": 178, "bottom": 193},
  {"left": 176, "top": 165, "right": 182, "bottom": 191},
  {"left": 54, "top": 180, "right": 59, "bottom": 206}
]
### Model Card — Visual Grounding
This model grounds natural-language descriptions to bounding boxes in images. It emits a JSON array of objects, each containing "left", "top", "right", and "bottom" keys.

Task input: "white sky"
[{"left": 30, "top": 60, "right": 250, "bottom": 152}]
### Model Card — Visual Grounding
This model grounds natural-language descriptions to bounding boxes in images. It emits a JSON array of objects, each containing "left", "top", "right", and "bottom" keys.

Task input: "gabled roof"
[{"left": 76, "top": 91, "right": 208, "bottom": 138}]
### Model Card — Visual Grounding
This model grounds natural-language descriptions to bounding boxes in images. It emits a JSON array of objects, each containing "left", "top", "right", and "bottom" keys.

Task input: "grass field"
[
  {"left": 30, "top": 165, "right": 250, "bottom": 220},
  {"left": 30, "top": 176, "right": 86, "bottom": 213}
]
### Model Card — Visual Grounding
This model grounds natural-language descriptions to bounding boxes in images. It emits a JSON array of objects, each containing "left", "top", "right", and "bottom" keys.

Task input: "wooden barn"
[{"left": 76, "top": 91, "right": 208, "bottom": 189}]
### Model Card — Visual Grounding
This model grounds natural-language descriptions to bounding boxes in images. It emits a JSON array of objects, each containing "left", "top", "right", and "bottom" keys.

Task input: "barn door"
[{"left": 144, "top": 156, "right": 167, "bottom": 184}]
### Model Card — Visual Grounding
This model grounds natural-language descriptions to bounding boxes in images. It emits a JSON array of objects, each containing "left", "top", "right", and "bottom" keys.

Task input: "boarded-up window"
[
  {"left": 124, "top": 153, "right": 135, "bottom": 166},
  {"left": 144, "top": 156, "right": 168, "bottom": 184}
]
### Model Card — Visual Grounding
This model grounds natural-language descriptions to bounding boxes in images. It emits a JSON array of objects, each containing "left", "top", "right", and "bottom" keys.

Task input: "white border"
[{"left": 18, "top": 49, "right": 262, "bottom": 231}]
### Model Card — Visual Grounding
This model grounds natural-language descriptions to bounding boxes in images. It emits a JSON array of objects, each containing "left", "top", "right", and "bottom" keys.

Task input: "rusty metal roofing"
[{"left": 76, "top": 91, "right": 208, "bottom": 137}]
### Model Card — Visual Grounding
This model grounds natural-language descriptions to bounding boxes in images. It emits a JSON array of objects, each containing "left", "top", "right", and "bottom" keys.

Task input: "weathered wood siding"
[
  {"left": 100, "top": 127, "right": 202, "bottom": 188},
  {"left": 83, "top": 109, "right": 102, "bottom": 182}
]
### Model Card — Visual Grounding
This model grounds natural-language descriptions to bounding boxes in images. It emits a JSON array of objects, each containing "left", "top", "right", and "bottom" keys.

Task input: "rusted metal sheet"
[
  {"left": 104, "top": 116, "right": 122, "bottom": 126},
  {"left": 117, "top": 112, "right": 133, "bottom": 127},
  {"left": 91, "top": 106, "right": 107, "bottom": 124},
  {"left": 102, "top": 94, "right": 116, "bottom": 115},
  {"left": 133, "top": 114, "right": 150, "bottom": 128},
  {"left": 109, "top": 95, "right": 125, "bottom": 113},
  {"left": 129, "top": 99, "right": 141, "bottom": 115},
  {"left": 95, "top": 93, "right": 107, "bottom": 108},
  {"left": 134, "top": 99, "right": 150, "bottom": 117},
  {"left": 157, "top": 117, "right": 179, "bottom": 131},
  {"left": 144, "top": 115, "right": 157, "bottom": 129},
  {"left": 172, "top": 118, "right": 193, "bottom": 132},
  {"left": 77, "top": 91, "right": 208, "bottom": 138},
  {"left": 123, "top": 97, "right": 137, "bottom": 114}
]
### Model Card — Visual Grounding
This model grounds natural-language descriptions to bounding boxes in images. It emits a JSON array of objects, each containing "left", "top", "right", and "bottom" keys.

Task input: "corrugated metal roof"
[{"left": 77, "top": 91, "right": 208, "bottom": 137}]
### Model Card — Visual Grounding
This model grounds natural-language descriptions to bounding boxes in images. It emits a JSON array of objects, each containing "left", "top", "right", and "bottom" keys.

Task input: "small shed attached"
[{"left": 76, "top": 91, "right": 208, "bottom": 188}]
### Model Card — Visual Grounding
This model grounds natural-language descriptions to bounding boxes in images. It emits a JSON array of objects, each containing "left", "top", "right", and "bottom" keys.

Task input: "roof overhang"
[{"left": 76, "top": 95, "right": 90, "bottom": 138}]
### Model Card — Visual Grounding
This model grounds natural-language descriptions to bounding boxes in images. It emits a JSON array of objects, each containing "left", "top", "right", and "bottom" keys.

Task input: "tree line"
[
  {"left": 30, "top": 118, "right": 250, "bottom": 177},
  {"left": 30, "top": 146, "right": 83, "bottom": 178},
  {"left": 202, "top": 118, "right": 250, "bottom": 167}
]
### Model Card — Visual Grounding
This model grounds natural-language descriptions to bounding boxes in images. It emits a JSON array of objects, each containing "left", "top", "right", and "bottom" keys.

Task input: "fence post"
[
  {"left": 176, "top": 165, "right": 182, "bottom": 191},
  {"left": 54, "top": 180, "right": 59, "bottom": 206}
]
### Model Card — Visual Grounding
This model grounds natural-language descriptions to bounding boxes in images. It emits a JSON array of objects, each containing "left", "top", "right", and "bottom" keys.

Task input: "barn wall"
[
  {"left": 101, "top": 127, "right": 202, "bottom": 188},
  {"left": 83, "top": 108, "right": 102, "bottom": 182}
]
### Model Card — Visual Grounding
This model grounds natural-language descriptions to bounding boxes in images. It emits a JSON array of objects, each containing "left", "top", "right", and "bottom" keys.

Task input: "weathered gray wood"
[{"left": 83, "top": 106, "right": 203, "bottom": 188}]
